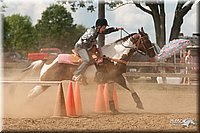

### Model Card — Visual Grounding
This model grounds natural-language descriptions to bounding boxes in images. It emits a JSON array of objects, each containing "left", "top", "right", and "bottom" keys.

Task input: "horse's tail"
[
  {"left": 22, "top": 60, "right": 45, "bottom": 73},
  {"left": 9, "top": 60, "right": 45, "bottom": 98}
]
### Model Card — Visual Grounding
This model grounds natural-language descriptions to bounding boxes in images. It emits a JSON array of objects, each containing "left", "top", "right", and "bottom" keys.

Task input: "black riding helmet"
[{"left": 95, "top": 18, "right": 109, "bottom": 27}]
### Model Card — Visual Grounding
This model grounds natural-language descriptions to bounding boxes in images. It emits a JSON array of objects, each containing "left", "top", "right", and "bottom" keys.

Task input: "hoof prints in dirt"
[{"left": 3, "top": 113, "right": 198, "bottom": 132}]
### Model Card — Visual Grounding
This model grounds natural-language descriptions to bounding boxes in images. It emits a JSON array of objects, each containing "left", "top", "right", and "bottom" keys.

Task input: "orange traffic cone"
[
  {"left": 53, "top": 83, "right": 67, "bottom": 117},
  {"left": 66, "top": 81, "right": 76, "bottom": 117},
  {"left": 103, "top": 83, "right": 110, "bottom": 112},
  {"left": 95, "top": 84, "right": 106, "bottom": 113},
  {"left": 113, "top": 83, "right": 119, "bottom": 111},
  {"left": 74, "top": 82, "right": 83, "bottom": 115}
]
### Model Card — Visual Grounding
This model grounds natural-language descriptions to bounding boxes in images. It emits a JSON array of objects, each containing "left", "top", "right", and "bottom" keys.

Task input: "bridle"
[
  {"left": 122, "top": 33, "right": 154, "bottom": 56},
  {"left": 111, "top": 32, "right": 155, "bottom": 65}
]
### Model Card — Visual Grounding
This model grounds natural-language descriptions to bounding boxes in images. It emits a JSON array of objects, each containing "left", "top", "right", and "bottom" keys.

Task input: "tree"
[
  {"left": 57, "top": 0, "right": 195, "bottom": 48},
  {"left": 169, "top": 0, "right": 194, "bottom": 41},
  {"left": 133, "top": 1, "right": 166, "bottom": 48},
  {"left": 35, "top": 4, "right": 86, "bottom": 52},
  {"left": 106, "top": 1, "right": 195, "bottom": 47},
  {"left": 98, "top": 0, "right": 105, "bottom": 47},
  {"left": 57, "top": 0, "right": 106, "bottom": 46},
  {"left": 3, "top": 14, "right": 35, "bottom": 53},
  {"left": 57, "top": 0, "right": 96, "bottom": 12}
]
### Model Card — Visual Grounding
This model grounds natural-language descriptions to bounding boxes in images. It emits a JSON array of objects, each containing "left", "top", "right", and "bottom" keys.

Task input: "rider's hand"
[
  {"left": 97, "top": 57, "right": 103, "bottom": 64},
  {"left": 116, "top": 27, "right": 124, "bottom": 30}
]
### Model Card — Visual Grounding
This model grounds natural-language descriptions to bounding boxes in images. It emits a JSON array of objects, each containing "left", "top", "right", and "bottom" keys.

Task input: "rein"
[
  {"left": 122, "top": 29, "right": 131, "bottom": 35},
  {"left": 110, "top": 58, "right": 127, "bottom": 64},
  {"left": 102, "top": 56, "right": 127, "bottom": 65}
]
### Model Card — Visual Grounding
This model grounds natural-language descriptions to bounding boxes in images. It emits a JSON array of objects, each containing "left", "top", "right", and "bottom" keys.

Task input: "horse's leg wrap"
[
  {"left": 27, "top": 85, "right": 49, "bottom": 99},
  {"left": 131, "top": 92, "right": 144, "bottom": 109},
  {"left": 109, "top": 100, "right": 118, "bottom": 113}
]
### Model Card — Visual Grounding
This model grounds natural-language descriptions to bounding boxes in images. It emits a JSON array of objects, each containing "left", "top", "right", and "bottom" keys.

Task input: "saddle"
[
  {"left": 58, "top": 53, "right": 81, "bottom": 65},
  {"left": 58, "top": 49, "right": 98, "bottom": 65}
]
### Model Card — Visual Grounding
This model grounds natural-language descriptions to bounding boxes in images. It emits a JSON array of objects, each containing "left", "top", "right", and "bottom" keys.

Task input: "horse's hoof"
[
  {"left": 131, "top": 92, "right": 144, "bottom": 109},
  {"left": 111, "top": 109, "right": 119, "bottom": 114},
  {"left": 109, "top": 100, "right": 119, "bottom": 114},
  {"left": 136, "top": 103, "right": 144, "bottom": 110}
]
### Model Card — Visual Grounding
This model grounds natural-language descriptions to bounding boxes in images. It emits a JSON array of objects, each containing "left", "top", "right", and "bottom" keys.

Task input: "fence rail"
[
  {"left": 125, "top": 61, "right": 198, "bottom": 79},
  {"left": 124, "top": 72, "right": 197, "bottom": 78},
  {"left": 1, "top": 80, "right": 61, "bottom": 86},
  {"left": 1, "top": 62, "right": 198, "bottom": 86},
  {"left": 127, "top": 62, "right": 198, "bottom": 67}
]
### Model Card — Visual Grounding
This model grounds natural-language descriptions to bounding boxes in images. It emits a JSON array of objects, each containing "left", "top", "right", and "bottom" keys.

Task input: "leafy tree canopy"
[
  {"left": 4, "top": 4, "right": 87, "bottom": 56},
  {"left": 4, "top": 14, "right": 34, "bottom": 53},
  {"left": 35, "top": 4, "right": 86, "bottom": 52},
  {"left": 36, "top": 4, "right": 74, "bottom": 38}
]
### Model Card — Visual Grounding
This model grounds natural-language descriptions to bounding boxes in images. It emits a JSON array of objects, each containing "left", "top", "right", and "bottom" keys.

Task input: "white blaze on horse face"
[{"left": 40, "top": 57, "right": 59, "bottom": 78}]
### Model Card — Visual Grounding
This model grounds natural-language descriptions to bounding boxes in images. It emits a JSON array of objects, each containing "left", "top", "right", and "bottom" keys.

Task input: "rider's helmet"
[{"left": 95, "top": 18, "right": 109, "bottom": 27}]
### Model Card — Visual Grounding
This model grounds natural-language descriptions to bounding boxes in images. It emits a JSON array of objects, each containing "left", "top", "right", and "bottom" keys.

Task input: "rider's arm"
[{"left": 104, "top": 27, "right": 124, "bottom": 34}]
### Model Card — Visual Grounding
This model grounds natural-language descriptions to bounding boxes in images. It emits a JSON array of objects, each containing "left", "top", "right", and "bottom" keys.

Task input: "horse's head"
[{"left": 130, "top": 27, "right": 156, "bottom": 58}]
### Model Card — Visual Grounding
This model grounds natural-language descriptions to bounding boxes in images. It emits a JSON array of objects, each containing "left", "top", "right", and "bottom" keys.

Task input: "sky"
[{"left": 1, "top": 0, "right": 199, "bottom": 44}]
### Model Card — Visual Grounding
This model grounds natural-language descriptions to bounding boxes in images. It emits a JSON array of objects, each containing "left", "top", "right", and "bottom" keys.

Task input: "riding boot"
[
  {"left": 109, "top": 100, "right": 118, "bottom": 114},
  {"left": 131, "top": 92, "right": 144, "bottom": 109}
]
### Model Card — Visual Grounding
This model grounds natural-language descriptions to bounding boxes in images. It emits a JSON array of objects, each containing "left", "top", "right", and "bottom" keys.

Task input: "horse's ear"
[
  {"left": 138, "top": 29, "right": 141, "bottom": 33},
  {"left": 141, "top": 27, "right": 144, "bottom": 33}
]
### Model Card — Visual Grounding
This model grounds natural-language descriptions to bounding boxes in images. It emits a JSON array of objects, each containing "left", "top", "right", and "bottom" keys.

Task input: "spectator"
[{"left": 182, "top": 50, "right": 193, "bottom": 84}]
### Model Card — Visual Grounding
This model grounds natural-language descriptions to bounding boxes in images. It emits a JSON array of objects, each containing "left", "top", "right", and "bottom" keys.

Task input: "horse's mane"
[
  {"left": 102, "top": 33, "right": 138, "bottom": 51},
  {"left": 114, "top": 33, "right": 137, "bottom": 43},
  {"left": 102, "top": 33, "right": 137, "bottom": 50}
]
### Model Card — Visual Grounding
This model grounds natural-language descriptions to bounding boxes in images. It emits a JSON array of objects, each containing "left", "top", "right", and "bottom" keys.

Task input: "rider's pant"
[{"left": 73, "top": 48, "right": 90, "bottom": 76}]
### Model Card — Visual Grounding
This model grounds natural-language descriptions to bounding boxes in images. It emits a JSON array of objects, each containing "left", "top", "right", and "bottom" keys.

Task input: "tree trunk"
[
  {"left": 152, "top": 14, "right": 161, "bottom": 47},
  {"left": 98, "top": 0, "right": 105, "bottom": 47},
  {"left": 159, "top": 3, "right": 166, "bottom": 47},
  {"left": 169, "top": 15, "right": 183, "bottom": 41},
  {"left": 136, "top": 3, "right": 166, "bottom": 48},
  {"left": 169, "top": 1, "right": 194, "bottom": 41}
]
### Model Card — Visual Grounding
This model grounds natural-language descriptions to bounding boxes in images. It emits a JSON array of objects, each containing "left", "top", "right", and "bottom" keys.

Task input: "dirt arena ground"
[{"left": 2, "top": 62, "right": 199, "bottom": 132}]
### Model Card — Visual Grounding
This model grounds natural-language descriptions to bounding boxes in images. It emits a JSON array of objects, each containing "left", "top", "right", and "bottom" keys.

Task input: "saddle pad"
[{"left": 58, "top": 54, "right": 81, "bottom": 65}]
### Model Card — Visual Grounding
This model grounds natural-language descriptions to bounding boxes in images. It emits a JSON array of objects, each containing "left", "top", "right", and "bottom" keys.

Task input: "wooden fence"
[
  {"left": 1, "top": 62, "right": 198, "bottom": 87},
  {"left": 124, "top": 61, "right": 198, "bottom": 78},
  {"left": 0, "top": 80, "right": 61, "bottom": 85}
]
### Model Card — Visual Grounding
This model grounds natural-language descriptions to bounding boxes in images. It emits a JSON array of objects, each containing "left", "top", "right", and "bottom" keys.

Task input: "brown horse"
[{"left": 23, "top": 27, "right": 156, "bottom": 112}]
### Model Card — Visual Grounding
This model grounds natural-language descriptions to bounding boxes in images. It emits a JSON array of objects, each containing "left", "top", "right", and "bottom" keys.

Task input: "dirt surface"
[{"left": 2, "top": 62, "right": 199, "bottom": 132}]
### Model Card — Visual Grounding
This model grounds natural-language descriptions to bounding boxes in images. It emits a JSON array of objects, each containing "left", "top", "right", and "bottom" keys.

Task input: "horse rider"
[{"left": 72, "top": 18, "right": 124, "bottom": 81}]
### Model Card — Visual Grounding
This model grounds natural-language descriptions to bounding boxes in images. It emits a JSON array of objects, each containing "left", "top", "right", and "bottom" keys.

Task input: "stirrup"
[{"left": 72, "top": 75, "right": 82, "bottom": 82}]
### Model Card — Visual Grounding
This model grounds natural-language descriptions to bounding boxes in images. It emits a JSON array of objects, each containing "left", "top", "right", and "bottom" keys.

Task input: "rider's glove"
[{"left": 116, "top": 27, "right": 124, "bottom": 30}]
